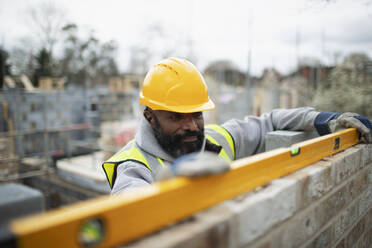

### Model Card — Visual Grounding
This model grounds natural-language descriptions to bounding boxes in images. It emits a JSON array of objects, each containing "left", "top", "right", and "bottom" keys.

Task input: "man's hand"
[
  {"left": 328, "top": 113, "right": 372, "bottom": 143},
  {"left": 315, "top": 112, "right": 372, "bottom": 143},
  {"left": 154, "top": 152, "right": 231, "bottom": 181}
]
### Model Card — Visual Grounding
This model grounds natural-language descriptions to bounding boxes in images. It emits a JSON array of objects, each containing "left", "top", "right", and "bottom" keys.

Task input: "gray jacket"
[{"left": 111, "top": 107, "right": 319, "bottom": 194}]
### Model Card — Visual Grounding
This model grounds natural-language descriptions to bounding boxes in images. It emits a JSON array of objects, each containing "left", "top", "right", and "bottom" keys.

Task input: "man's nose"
[{"left": 182, "top": 114, "right": 198, "bottom": 131}]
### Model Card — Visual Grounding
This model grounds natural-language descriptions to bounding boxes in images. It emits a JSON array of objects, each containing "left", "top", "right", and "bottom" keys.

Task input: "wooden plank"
[{"left": 9, "top": 128, "right": 358, "bottom": 248}]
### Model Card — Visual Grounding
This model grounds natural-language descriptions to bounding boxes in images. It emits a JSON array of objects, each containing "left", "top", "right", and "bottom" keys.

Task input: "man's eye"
[
  {"left": 169, "top": 114, "right": 181, "bottom": 121},
  {"left": 193, "top": 112, "right": 203, "bottom": 118}
]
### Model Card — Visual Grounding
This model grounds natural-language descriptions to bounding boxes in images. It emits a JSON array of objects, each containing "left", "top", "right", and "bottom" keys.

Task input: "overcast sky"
[{"left": 1, "top": 0, "right": 372, "bottom": 76}]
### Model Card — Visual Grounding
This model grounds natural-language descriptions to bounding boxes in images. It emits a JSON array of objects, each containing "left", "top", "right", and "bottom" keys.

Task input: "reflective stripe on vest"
[
  {"left": 102, "top": 144, "right": 150, "bottom": 189},
  {"left": 205, "top": 134, "right": 231, "bottom": 162},
  {"left": 102, "top": 124, "right": 235, "bottom": 188},
  {"left": 205, "top": 124, "right": 235, "bottom": 160}
]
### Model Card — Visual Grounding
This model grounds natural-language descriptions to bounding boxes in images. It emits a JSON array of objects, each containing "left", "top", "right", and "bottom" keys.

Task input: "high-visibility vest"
[{"left": 102, "top": 124, "right": 235, "bottom": 189}]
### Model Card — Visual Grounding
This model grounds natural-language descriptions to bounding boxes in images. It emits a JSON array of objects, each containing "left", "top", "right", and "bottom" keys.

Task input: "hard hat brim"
[{"left": 140, "top": 97, "right": 215, "bottom": 113}]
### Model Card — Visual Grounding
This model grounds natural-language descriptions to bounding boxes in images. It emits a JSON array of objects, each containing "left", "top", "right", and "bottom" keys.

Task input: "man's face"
[{"left": 146, "top": 110, "right": 205, "bottom": 158}]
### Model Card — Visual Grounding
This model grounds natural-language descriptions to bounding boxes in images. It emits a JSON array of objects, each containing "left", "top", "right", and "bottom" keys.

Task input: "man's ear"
[{"left": 144, "top": 108, "right": 155, "bottom": 128}]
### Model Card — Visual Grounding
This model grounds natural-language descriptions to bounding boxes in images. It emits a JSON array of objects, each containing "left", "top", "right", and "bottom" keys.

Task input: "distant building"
[
  {"left": 199, "top": 60, "right": 336, "bottom": 119},
  {"left": 284, "top": 65, "right": 333, "bottom": 90},
  {"left": 257, "top": 68, "right": 282, "bottom": 88},
  {"left": 204, "top": 60, "right": 246, "bottom": 88},
  {"left": 252, "top": 68, "right": 282, "bottom": 116},
  {"left": 38, "top": 77, "right": 66, "bottom": 91},
  {"left": 280, "top": 65, "right": 334, "bottom": 108},
  {"left": 108, "top": 74, "right": 143, "bottom": 94}
]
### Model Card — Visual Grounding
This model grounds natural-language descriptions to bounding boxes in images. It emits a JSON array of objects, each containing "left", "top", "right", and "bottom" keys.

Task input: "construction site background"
[{"left": 1, "top": 51, "right": 372, "bottom": 210}]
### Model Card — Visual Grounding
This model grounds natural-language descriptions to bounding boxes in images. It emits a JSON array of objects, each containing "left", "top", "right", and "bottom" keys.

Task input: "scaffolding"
[
  {"left": 0, "top": 86, "right": 140, "bottom": 210},
  {"left": 0, "top": 123, "right": 94, "bottom": 183}
]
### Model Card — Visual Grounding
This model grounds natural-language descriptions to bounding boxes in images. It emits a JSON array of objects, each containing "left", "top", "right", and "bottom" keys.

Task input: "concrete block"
[
  {"left": 286, "top": 160, "right": 335, "bottom": 209},
  {"left": 345, "top": 217, "right": 365, "bottom": 248},
  {"left": 265, "top": 130, "right": 318, "bottom": 151},
  {"left": 344, "top": 146, "right": 361, "bottom": 169},
  {"left": 352, "top": 145, "right": 366, "bottom": 171},
  {"left": 305, "top": 224, "right": 333, "bottom": 248},
  {"left": 367, "top": 166, "right": 372, "bottom": 184},
  {"left": 247, "top": 227, "right": 285, "bottom": 248},
  {"left": 250, "top": 240, "right": 272, "bottom": 248},
  {"left": 359, "top": 185, "right": 372, "bottom": 216},
  {"left": 366, "top": 144, "right": 372, "bottom": 164},
  {"left": 334, "top": 238, "right": 346, "bottom": 248},
  {"left": 364, "top": 206, "right": 372, "bottom": 231},
  {"left": 334, "top": 201, "right": 358, "bottom": 241},
  {"left": 348, "top": 170, "right": 369, "bottom": 200},
  {"left": 0, "top": 183, "right": 44, "bottom": 225},
  {"left": 224, "top": 179, "right": 298, "bottom": 247},
  {"left": 355, "top": 226, "right": 372, "bottom": 248},
  {"left": 278, "top": 207, "right": 319, "bottom": 248},
  {"left": 316, "top": 184, "right": 349, "bottom": 228},
  {"left": 325, "top": 148, "right": 359, "bottom": 185},
  {"left": 357, "top": 144, "right": 369, "bottom": 170}
]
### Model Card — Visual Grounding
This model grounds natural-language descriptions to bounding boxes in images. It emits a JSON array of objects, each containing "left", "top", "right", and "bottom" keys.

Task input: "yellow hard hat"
[{"left": 140, "top": 57, "right": 215, "bottom": 113}]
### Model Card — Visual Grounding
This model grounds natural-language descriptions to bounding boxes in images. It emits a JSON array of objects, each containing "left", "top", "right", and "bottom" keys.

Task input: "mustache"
[{"left": 174, "top": 130, "right": 204, "bottom": 142}]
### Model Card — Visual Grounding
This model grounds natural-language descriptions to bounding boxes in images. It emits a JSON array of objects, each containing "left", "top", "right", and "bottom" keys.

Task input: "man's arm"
[
  {"left": 111, "top": 161, "right": 154, "bottom": 195},
  {"left": 314, "top": 112, "right": 372, "bottom": 143},
  {"left": 222, "top": 107, "right": 319, "bottom": 159}
]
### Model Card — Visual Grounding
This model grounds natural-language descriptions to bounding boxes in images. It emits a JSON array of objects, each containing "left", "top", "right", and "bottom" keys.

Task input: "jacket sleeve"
[
  {"left": 111, "top": 161, "right": 154, "bottom": 195},
  {"left": 222, "top": 107, "right": 319, "bottom": 159}
]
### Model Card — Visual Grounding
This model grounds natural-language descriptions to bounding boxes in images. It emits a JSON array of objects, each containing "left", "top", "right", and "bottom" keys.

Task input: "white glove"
[
  {"left": 154, "top": 152, "right": 231, "bottom": 181},
  {"left": 328, "top": 112, "right": 372, "bottom": 143}
]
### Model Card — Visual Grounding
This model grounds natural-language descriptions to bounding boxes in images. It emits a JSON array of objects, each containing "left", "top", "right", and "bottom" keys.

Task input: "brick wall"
[{"left": 124, "top": 144, "right": 372, "bottom": 248}]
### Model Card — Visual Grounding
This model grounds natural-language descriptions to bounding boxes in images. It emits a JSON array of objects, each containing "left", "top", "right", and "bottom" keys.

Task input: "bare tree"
[
  {"left": 127, "top": 23, "right": 176, "bottom": 75},
  {"left": 26, "top": 1, "right": 67, "bottom": 56},
  {"left": 128, "top": 46, "right": 151, "bottom": 75},
  {"left": 8, "top": 37, "right": 36, "bottom": 77},
  {"left": 59, "top": 24, "right": 120, "bottom": 87}
]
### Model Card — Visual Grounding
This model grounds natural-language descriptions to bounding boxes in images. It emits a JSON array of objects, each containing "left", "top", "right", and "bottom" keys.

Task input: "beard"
[{"left": 152, "top": 115, "right": 204, "bottom": 158}]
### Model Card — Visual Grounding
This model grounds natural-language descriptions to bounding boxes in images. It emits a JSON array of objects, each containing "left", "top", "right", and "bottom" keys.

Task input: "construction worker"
[{"left": 103, "top": 57, "right": 372, "bottom": 194}]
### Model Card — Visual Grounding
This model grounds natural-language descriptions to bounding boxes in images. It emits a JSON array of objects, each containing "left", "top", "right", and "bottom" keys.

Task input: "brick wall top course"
[{"left": 122, "top": 144, "right": 372, "bottom": 248}]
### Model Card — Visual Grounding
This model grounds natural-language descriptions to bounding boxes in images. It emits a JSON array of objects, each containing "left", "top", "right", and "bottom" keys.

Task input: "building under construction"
[
  {"left": 1, "top": 71, "right": 372, "bottom": 248},
  {"left": 0, "top": 75, "right": 142, "bottom": 209}
]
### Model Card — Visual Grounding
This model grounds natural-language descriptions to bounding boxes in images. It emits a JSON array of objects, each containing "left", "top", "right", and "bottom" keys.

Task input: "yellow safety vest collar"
[{"left": 102, "top": 125, "right": 235, "bottom": 189}]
